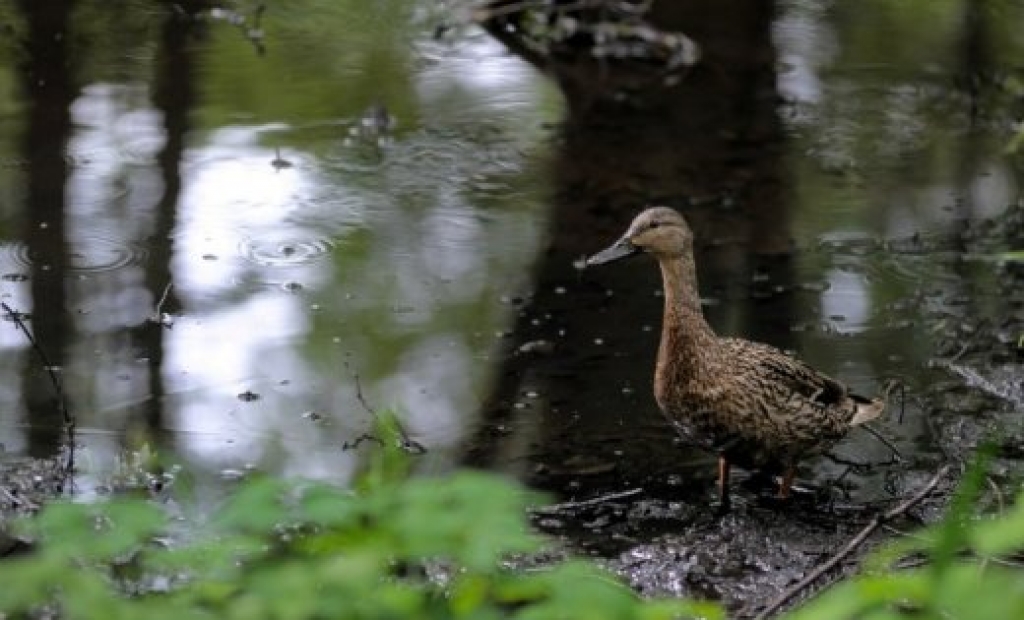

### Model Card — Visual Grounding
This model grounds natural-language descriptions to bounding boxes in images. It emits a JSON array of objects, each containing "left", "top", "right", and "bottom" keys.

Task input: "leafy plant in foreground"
[
  {"left": 5, "top": 423, "right": 1024, "bottom": 620},
  {"left": 787, "top": 456, "right": 1024, "bottom": 620},
  {"left": 0, "top": 434, "right": 717, "bottom": 620}
]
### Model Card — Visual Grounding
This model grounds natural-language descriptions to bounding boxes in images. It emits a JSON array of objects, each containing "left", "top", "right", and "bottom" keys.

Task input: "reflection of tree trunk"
[
  {"left": 942, "top": 0, "right": 990, "bottom": 347},
  {"left": 17, "top": 1, "right": 76, "bottom": 457},
  {"left": 954, "top": 0, "right": 990, "bottom": 224},
  {"left": 959, "top": 0, "right": 990, "bottom": 127},
  {"left": 467, "top": 1, "right": 797, "bottom": 496},
  {"left": 135, "top": 6, "right": 202, "bottom": 434}
]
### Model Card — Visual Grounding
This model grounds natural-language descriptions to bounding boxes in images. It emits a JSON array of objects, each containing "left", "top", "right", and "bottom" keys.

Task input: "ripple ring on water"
[
  {"left": 0, "top": 236, "right": 149, "bottom": 273},
  {"left": 237, "top": 237, "right": 335, "bottom": 267}
]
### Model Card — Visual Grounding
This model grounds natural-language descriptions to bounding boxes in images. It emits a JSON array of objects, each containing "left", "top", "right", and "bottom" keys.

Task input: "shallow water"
[
  {"left": 0, "top": 2, "right": 559, "bottom": 492},
  {"left": 1, "top": 2, "right": 1023, "bottom": 604}
]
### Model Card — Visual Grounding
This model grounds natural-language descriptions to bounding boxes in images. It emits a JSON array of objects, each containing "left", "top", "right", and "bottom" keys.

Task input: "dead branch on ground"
[{"left": 751, "top": 464, "right": 952, "bottom": 620}]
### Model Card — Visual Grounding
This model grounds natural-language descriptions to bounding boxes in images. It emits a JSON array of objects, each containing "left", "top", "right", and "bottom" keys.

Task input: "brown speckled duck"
[{"left": 587, "top": 206, "right": 885, "bottom": 508}]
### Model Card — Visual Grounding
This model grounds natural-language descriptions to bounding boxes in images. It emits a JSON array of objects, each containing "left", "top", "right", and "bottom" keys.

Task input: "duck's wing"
[
  {"left": 723, "top": 339, "right": 884, "bottom": 426},
  {"left": 723, "top": 339, "right": 847, "bottom": 403}
]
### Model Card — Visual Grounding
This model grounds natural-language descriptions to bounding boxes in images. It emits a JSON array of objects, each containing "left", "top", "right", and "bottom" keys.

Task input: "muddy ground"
[{"left": 530, "top": 257, "right": 1024, "bottom": 617}]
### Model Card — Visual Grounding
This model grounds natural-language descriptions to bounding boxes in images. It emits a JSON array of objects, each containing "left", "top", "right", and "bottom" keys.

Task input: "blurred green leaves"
[
  {"left": 788, "top": 456, "right": 1024, "bottom": 620},
  {"left": 5, "top": 443, "right": 1024, "bottom": 620},
  {"left": 0, "top": 441, "right": 707, "bottom": 620}
]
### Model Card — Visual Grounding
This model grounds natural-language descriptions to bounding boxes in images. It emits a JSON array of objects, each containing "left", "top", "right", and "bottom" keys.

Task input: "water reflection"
[
  {"left": 469, "top": 0, "right": 1022, "bottom": 511},
  {"left": 0, "top": 2, "right": 556, "bottom": 491},
  {"left": 0, "top": 1, "right": 1020, "bottom": 514}
]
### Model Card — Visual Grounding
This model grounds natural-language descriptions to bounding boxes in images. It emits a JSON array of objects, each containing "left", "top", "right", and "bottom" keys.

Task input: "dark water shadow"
[
  {"left": 127, "top": 3, "right": 201, "bottom": 444},
  {"left": 16, "top": 0, "right": 76, "bottom": 459},
  {"left": 467, "top": 0, "right": 806, "bottom": 504}
]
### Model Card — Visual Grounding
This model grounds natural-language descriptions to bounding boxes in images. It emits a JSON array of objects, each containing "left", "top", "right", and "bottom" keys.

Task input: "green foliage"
[
  {"left": 788, "top": 458, "right": 1024, "bottom": 620},
  {"left": 8, "top": 434, "right": 1024, "bottom": 620},
  {"left": 0, "top": 442, "right": 712, "bottom": 620}
]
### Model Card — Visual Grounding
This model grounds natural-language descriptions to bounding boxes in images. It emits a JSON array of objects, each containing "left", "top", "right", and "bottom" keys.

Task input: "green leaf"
[
  {"left": 297, "top": 483, "right": 359, "bottom": 527},
  {"left": 513, "top": 561, "right": 642, "bottom": 620},
  {"left": 450, "top": 574, "right": 490, "bottom": 616},
  {"left": 784, "top": 572, "right": 929, "bottom": 620},
  {"left": 931, "top": 563, "right": 1024, "bottom": 620},
  {"left": 639, "top": 599, "right": 725, "bottom": 620},
  {"left": 930, "top": 449, "right": 991, "bottom": 570},
  {"left": 971, "top": 493, "right": 1024, "bottom": 556},
  {"left": 213, "top": 476, "right": 292, "bottom": 534}
]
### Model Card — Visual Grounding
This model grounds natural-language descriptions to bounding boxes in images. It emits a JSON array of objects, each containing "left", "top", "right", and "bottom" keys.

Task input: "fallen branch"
[
  {"left": 1, "top": 302, "right": 77, "bottom": 485},
  {"left": 0, "top": 486, "right": 40, "bottom": 512},
  {"left": 861, "top": 423, "right": 904, "bottom": 462},
  {"left": 1, "top": 302, "right": 73, "bottom": 428},
  {"left": 532, "top": 487, "right": 644, "bottom": 514},
  {"left": 752, "top": 464, "right": 952, "bottom": 620}
]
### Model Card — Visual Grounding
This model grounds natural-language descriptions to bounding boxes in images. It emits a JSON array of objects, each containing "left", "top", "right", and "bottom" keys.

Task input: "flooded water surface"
[
  {"left": 1, "top": 2, "right": 560, "bottom": 489},
  {"left": 1, "top": 0, "right": 1023, "bottom": 610}
]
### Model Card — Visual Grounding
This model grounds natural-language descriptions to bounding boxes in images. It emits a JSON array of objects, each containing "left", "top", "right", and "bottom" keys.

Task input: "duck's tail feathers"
[
  {"left": 848, "top": 379, "right": 899, "bottom": 426},
  {"left": 849, "top": 395, "right": 885, "bottom": 426}
]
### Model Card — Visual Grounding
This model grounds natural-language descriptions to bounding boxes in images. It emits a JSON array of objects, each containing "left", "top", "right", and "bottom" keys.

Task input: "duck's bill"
[{"left": 586, "top": 238, "right": 639, "bottom": 266}]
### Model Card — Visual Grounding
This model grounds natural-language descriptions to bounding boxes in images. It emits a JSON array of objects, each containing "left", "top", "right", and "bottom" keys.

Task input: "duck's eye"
[{"left": 649, "top": 221, "right": 661, "bottom": 230}]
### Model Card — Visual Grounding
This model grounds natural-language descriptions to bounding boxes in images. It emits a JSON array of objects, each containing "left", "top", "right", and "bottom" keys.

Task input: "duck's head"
[{"left": 586, "top": 207, "right": 693, "bottom": 266}]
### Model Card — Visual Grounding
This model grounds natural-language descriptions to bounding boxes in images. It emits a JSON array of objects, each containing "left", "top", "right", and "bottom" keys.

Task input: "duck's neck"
[{"left": 654, "top": 254, "right": 717, "bottom": 399}]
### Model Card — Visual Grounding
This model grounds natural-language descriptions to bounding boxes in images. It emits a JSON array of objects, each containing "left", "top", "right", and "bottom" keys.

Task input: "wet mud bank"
[{"left": 0, "top": 454, "right": 67, "bottom": 557}]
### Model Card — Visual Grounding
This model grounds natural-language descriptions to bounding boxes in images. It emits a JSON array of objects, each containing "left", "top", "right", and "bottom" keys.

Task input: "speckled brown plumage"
[{"left": 587, "top": 206, "right": 885, "bottom": 507}]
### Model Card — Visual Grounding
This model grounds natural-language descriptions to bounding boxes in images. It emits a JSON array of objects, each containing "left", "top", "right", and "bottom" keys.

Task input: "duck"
[{"left": 586, "top": 206, "right": 886, "bottom": 509}]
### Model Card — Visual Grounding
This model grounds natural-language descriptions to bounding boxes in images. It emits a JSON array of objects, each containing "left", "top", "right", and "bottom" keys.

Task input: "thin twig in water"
[
  {"left": 350, "top": 366, "right": 376, "bottom": 417},
  {"left": 472, "top": 0, "right": 606, "bottom": 23},
  {"left": 148, "top": 282, "right": 175, "bottom": 328},
  {"left": 343, "top": 361, "right": 427, "bottom": 455},
  {"left": 751, "top": 464, "right": 951, "bottom": 620},
  {"left": 154, "top": 282, "right": 173, "bottom": 315},
  {"left": 532, "top": 488, "right": 644, "bottom": 514},
  {"left": 861, "top": 423, "right": 904, "bottom": 462},
  {"left": 1, "top": 303, "right": 72, "bottom": 428},
  {"left": 823, "top": 452, "right": 899, "bottom": 471},
  {"left": 831, "top": 464, "right": 854, "bottom": 488},
  {"left": 341, "top": 433, "right": 385, "bottom": 451},
  {"left": 897, "top": 381, "right": 906, "bottom": 425}
]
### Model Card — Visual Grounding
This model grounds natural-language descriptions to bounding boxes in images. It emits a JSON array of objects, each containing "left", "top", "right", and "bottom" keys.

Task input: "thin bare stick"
[
  {"left": 1, "top": 303, "right": 72, "bottom": 428},
  {"left": 472, "top": 0, "right": 608, "bottom": 23},
  {"left": 343, "top": 361, "right": 426, "bottom": 455},
  {"left": 861, "top": 423, "right": 904, "bottom": 462},
  {"left": 752, "top": 464, "right": 951, "bottom": 620},
  {"left": 986, "top": 475, "right": 1005, "bottom": 514},
  {"left": 897, "top": 382, "right": 906, "bottom": 425},
  {"left": 350, "top": 367, "right": 376, "bottom": 417},
  {"left": 154, "top": 282, "right": 173, "bottom": 315},
  {"left": 532, "top": 487, "right": 644, "bottom": 514},
  {"left": 341, "top": 433, "right": 385, "bottom": 451},
  {"left": 0, "top": 486, "right": 39, "bottom": 512}
]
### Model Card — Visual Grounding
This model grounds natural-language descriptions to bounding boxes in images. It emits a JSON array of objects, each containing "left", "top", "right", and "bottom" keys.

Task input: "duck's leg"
[
  {"left": 717, "top": 455, "right": 732, "bottom": 511},
  {"left": 777, "top": 466, "right": 796, "bottom": 499}
]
